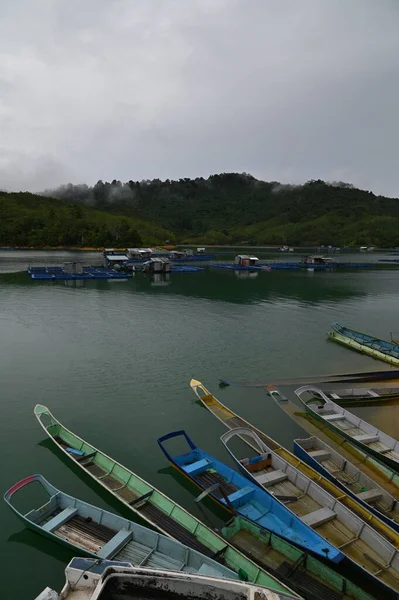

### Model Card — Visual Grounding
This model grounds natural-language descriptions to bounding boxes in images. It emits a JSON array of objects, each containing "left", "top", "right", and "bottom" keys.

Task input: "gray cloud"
[{"left": 0, "top": 0, "right": 398, "bottom": 195}]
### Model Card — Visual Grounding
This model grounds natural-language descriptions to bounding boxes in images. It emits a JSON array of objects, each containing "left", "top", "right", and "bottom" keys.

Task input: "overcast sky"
[{"left": 1, "top": 0, "right": 398, "bottom": 196}]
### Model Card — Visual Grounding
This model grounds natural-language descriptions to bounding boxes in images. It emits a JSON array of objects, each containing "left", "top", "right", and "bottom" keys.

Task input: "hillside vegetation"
[
  {"left": 44, "top": 175, "right": 399, "bottom": 248},
  {"left": 2, "top": 175, "right": 399, "bottom": 248},
  {"left": 0, "top": 192, "right": 174, "bottom": 247}
]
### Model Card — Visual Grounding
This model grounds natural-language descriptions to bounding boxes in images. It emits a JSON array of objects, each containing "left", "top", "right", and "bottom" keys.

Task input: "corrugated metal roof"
[{"left": 105, "top": 254, "right": 128, "bottom": 261}]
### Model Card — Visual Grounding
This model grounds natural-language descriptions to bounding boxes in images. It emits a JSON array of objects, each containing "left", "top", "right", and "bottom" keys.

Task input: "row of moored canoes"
[{"left": 6, "top": 379, "right": 399, "bottom": 600}]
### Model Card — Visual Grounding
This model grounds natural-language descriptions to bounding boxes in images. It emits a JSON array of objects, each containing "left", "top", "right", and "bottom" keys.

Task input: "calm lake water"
[{"left": 1, "top": 250, "right": 399, "bottom": 599}]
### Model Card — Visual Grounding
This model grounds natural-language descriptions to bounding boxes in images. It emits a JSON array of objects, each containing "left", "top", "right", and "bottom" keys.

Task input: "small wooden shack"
[
  {"left": 235, "top": 255, "right": 259, "bottom": 266},
  {"left": 142, "top": 257, "right": 171, "bottom": 274}
]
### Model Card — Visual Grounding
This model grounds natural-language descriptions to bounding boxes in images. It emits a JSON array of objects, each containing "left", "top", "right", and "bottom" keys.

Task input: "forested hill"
[
  {"left": 0, "top": 192, "right": 174, "bottom": 247},
  {"left": 44, "top": 175, "right": 399, "bottom": 247}
]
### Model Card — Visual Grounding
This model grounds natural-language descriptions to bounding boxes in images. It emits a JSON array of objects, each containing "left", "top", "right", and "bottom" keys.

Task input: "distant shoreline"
[{"left": 0, "top": 246, "right": 104, "bottom": 251}]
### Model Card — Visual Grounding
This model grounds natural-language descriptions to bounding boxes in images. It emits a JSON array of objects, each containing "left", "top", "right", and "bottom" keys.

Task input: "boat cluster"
[{"left": 6, "top": 368, "right": 399, "bottom": 600}]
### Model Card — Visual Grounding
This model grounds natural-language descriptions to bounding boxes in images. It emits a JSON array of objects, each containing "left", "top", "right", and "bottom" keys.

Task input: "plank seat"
[
  {"left": 226, "top": 486, "right": 254, "bottom": 508},
  {"left": 323, "top": 413, "right": 345, "bottom": 422},
  {"left": 254, "top": 469, "right": 288, "bottom": 487},
  {"left": 183, "top": 459, "right": 212, "bottom": 476},
  {"left": 301, "top": 507, "right": 337, "bottom": 528},
  {"left": 308, "top": 449, "right": 330, "bottom": 461},
  {"left": 353, "top": 434, "right": 380, "bottom": 444},
  {"left": 378, "top": 447, "right": 393, "bottom": 455},
  {"left": 42, "top": 507, "right": 78, "bottom": 532},
  {"left": 97, "top": 529, "right": 133, "bottom": 558},
  {"left": 356, "top": 488, "right": 383, "bottom": 503}
]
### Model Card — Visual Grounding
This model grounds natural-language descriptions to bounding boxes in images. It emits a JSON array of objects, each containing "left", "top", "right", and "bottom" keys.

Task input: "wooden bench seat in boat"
[
  {"left": 42, "top": 507, "right": 78, "bottom": 532},
  {"left": 322, "top": 414, "right": 345, "bottom": 422},
  {"left": 226, "top": 486, "right": 255, "bottom": 508},
  {"left": 183, "top": 459, "right": 212, "bottom": 476},
  {"left": 97, "top": 528, "right": 133, "bottom": 559},
  {"left": 301, "top": 507, "right": 337, "bottom": 528},
  {"left": 353, "top": 434, "right": 380, "bottom": 444},
  {"left": 308, "top": 450, "right": 331, "bottom": 461},
  {"left": 356, "top": 488, "right": 383, "bottom": 503},
  {"left": 246, "top": 457, "right": 272, "bottom": 473},
  {"left": 254, "top": 469, "right": 288, "bottom": 487}
]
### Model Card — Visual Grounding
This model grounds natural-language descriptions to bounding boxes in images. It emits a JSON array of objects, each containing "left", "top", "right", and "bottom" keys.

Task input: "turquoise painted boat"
[
  {"left": 4, "top": 474, "right": 236, "bottom": 580},
  {"left": 293, "top": 437, "right": 399, "bottom": 534},
  {"left": 157, "top": 430, "right": 343, "bottom": 563},
  {"left": 328, "top": 323, "right": 399, "bottom": 366},
  {"left": 33, "top": 404, "right": 298, "bottom": 596},
  {"left": 295, "top": 385, "right": 399, "bottom": 473},
  {"left": 220, "top": 516, "right": 376, "bottom": 600}
]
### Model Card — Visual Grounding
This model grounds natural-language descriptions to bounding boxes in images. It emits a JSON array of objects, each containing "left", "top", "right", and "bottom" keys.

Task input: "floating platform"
[
  {"left": 126, "top": 254, "right": 215, "bottom": 263},
  {"left": 28, "top": 266, "right": 131, "bottom": 280},
  {"left": 171, "top": 265, "right": 205, "bottom": 273},
  {"left": 210, "top": 262, "right": 375, "bottom": 271}
]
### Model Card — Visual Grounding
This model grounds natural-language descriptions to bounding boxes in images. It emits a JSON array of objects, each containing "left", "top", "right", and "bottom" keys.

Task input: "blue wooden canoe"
[{"left": 157, "top": 430, "right": 343, "bottom": 563}]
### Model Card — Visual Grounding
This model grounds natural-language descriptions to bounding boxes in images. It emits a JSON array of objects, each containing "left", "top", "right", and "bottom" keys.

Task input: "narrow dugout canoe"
[
  {"left": 328, "top": 323, "right": 399, "bottom": 367},
  {"left": 33, "top": 404, "right": 296, "bottom": 595},
  {"left": 295, "top": 385, "right": 399, "bottom": 472},
  {"left": 294, "top": 436, "right": 399, "bottom": 534}
]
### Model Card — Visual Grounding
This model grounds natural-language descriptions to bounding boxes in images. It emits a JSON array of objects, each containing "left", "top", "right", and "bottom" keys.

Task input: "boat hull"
[
  {"left": 5, "top": 474, "right": 238, "bottom": 580},
  {"left": 293, "top": 441, "right": 399, "bottom": 534},
  {"left": 303, "top": 403, "right": 399, "bottom": 473},
  {"left": 329, "top": 331, "right": 399, "bottom": 366}
]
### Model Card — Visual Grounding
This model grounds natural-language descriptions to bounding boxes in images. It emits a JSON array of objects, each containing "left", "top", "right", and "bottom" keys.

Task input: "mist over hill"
[{"left": 42, "top": 174, "right": 399, "bottom": 247}]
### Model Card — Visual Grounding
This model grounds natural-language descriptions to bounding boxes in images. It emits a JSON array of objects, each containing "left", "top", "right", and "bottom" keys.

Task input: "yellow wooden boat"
[{"left": 190, "top": 379, "right": 399, "bottom": 550}]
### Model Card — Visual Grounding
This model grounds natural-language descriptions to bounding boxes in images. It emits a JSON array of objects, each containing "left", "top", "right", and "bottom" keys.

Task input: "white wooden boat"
[
  {"left": 295, "top": 385, "right": 399, "bottom": 472},
  {"left": 294, "top": 436, "right": 399, "bottom": 534},
  {"left": 220, "top": 426, "right": 399, "bottom": 595},
  {"left": 35, "top": 558, "right": 297, "bottom": 600}
]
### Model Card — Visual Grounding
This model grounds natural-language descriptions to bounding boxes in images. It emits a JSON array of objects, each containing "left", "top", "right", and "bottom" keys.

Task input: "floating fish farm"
[
  {"left": 28, "top": 266, "right": 132, "bottom": 280},
  {"left": 209, "top": 261, "right": 374, "bottom": 271}
]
